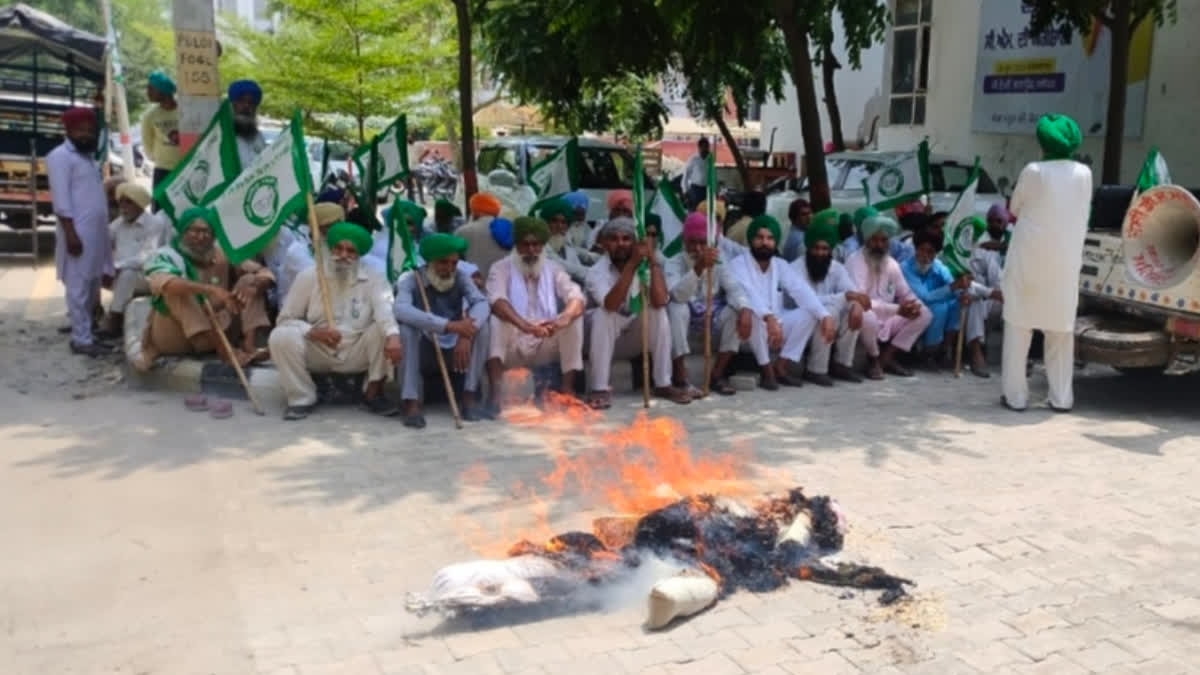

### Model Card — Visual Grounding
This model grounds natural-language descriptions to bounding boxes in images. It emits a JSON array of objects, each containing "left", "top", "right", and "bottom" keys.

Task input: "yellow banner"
[{"left": 993, "top": 58, "right": 1056, "bottom": 75}]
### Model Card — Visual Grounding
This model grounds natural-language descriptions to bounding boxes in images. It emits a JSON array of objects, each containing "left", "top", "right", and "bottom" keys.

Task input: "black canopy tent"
[{"left": 0, "top": 3, "right": 107, "bottom": 156}]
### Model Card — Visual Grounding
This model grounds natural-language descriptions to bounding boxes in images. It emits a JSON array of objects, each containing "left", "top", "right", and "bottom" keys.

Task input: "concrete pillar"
[{"left": 172, "top": 1, "right": 220, "bottom": 153}]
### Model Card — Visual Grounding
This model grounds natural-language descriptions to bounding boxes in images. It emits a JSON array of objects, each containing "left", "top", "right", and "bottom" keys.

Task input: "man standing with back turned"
[{"left": 1001, "top": 114, "right": 1092, "bottom": 412}]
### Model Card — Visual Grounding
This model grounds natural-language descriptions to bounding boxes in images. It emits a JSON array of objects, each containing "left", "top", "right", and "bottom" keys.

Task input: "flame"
[{"left": 455, "top": 368, "right": 761, "bottom": 556}]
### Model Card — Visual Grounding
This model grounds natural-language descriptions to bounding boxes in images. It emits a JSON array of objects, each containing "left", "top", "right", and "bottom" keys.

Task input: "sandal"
[
  {"left": 209, "top": 399, "right": 234, "bottom": 419},
  {"left": 709, "top": 378, "right": 737, "bottom": 396},
  {"left": 653, "top": 386, "right": 692, "bottom": 405},
  {"left": 184, "top": 395, "right": 209, "bottom": 411},
  {"left": 247, "top": 347, "right": 270, "bottom": 365},
  {"left": 683, "top": 384, "right": 705, "bottom": 400},
  {"left": 588, "top": 391, "right": 613, "bottom": 410}
]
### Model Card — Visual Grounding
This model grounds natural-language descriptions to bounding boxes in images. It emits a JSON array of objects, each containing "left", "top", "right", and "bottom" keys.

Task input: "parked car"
[
  {"left": 305, "top": 137, "right": 353, "bottom": 190},
  {"left": 764, "top": 151, "right": 1008, "bottom": 236},
  {"left": 459, "top": 136, "right": 652, "bottom": 222}
]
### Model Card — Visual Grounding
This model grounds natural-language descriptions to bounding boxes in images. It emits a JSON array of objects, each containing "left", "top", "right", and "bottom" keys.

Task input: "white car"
[
  {"left": 765, "top": 151, "right": 1008, "bottom": 229},
  {"left": 458, "top": 136, "right": 653, "bottom": 222}
]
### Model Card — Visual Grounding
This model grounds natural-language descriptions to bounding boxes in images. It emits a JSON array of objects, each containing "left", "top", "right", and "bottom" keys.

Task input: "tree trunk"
[
  {"left": 773, "top": 3, "right": 830, "bottom": 209},
  {"left": 713, "top": 114, "right": 751, "bottom": 190},
  {"left": 453, "top": 0, "right": 478, "bottom": 199},
  {"left": 1102, "top": 0, "right": 1132, "bottom": 184},
  {"left": 821, "top": 41, "right": 845, "bottom": 152}
]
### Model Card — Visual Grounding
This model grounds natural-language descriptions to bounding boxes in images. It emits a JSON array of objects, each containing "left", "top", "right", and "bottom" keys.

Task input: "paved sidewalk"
[{"left": 2, "top": 352, "right": 1199, "bottom": 674}]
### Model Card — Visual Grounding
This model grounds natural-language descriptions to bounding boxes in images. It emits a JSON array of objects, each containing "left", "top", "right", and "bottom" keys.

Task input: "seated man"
[
  {"left": 433, "top": 198, "right": 463, "bottom": 233},
  {"left": 834, "top": 206, "right": 875, "bottom": 264},
  {"left": 586, "top": 217, "right": 691, "bottom": 408},
  {"left": 585, "top": 190, "right": 634, "bottom": 251},
  {"left": 668, "top": 213, "right": 752, "bottom": 396},
  {"left": 780, "top": 198, "right": 812, "bottom": 262},
  {"left": 456, "top": 192, "right": 509, "bottom": 279},
  {"left": 563, "top": 190, "right": 592, "bottom": 249},
  {"left": 966, "top": 216, "right": 1005, "bottom": 377},
  {"left": 845, "top": 215, "right": 932, "bottom": 379},
  {"left": 724, "top": 215, "right": 835, "bottom": 390},
  {"left": 394, "top": 233, "right": 491, "bottom": 428},
  {"left": 900, "top": 228, "right": 970, "bottom": 369},
  {"left": 724, "top": 191, "right": 767, "bottom": 246},
  {"left": 277, "top": 202, "right": 346, "bottom": 304},
  {"left": 485, "top": 216, "right": 586, "bottom": 409},
  {"left": 104, "top": 182, "right": 162, "bottom": 335},
  {"left": 540, "top": 197, "right": 593, "bottom": 284},
  {"left": 269, "top": 222, "right": 404, "bottom": 420},
  {"left": 136, "top": 207, "right": 273, "bottom": 370},
  {"left": 791, "top": 214, "right": 871, "bottom": 386}
]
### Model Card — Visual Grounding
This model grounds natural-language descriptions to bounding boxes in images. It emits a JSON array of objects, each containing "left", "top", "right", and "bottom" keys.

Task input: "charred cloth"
[{"left": 407, "top": 487, "right": 915, "bottom": 628}]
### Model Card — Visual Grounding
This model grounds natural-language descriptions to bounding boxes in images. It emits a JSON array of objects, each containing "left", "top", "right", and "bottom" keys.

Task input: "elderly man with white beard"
[
  {"left": 539, "top": 196, "right": 594, "bottom": 284},
  {"left": 845, "top": 215, "right": 932, "bottom": 379},
  {"left": 269, "top": 222, "right": 404, "bottom": 421},
  {"left": 668, "top": 212, "right": 753, "bottom": 397},
  {"left": 724, "top": 215, "right": 836, "bottom": 390},
  {"left": 791, "top": 214, "right": 871, "bottom": 386},
  {"left": 485, "top": 216, "right": 587, "bottom": 411},
  {"left": 394, "top": 233, "right": 492, "bottom": 428},
  {"left": 586, "top": 217, "right": 693, "bottom": 408}
]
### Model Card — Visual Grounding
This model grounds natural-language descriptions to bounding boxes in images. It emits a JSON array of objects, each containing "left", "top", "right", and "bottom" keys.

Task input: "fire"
[{"left": 455, "top": 368, "right": 762, "bottom": 556}]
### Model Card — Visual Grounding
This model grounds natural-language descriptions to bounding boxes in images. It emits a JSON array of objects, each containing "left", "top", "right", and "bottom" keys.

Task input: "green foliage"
[
  {"left": 220, "top": 0, "right": 456, "bottom": 144},
  {"left": 1027, "top": 0, "right": 1178, "bottom": 36},
  {"left": 18, "top": 0, "right": 173, "bottom": 115},
  {"left": 810, "top": 0, "right": 890, "bottom": 69}
]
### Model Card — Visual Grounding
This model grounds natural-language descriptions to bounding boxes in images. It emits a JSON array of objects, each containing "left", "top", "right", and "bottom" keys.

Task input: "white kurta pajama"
[
  {"left": 967, "top": 247, "right": 1005, "bottom": 343},
  {"left": 48, "top": 139, "right": 112, "bottom": 347},
  {"left": 791, "top": 257, "right": 864, "bottom": 375},
  {"left": 486, "top": 256, "right": 586, "bottom": 373},
  {"left": 1001, "top": 160, "right": 1092, "bottom": 410},
  {"left": 666, "top": 254, "right": 751, "bottom": 359},
  {"left": 730, "top": 254, "right": 831, "bottom": 366},
  {"left": 108, "top": 211, "right": 163, "bottom": 313},
  {"left": 269, "top": 264, "right": 400, "bottom": 407},
  {"left": 585, "top": 256, "right": 674, "bottom": 392}
]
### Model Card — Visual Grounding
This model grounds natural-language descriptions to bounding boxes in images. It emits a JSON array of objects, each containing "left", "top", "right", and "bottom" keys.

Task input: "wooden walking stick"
[
  {"left": 201, "top": 300, "right": 265, "bottom": 415},
  {"left": 641, "top": 292, "right": 651, "bottom": 408},
  {"left": 304, "top": 192, "right": 336, "bottom": 327},
  {"left": 702, "top": 265, "right": 714, "bottom": 396},
  {"left": 954, "top": 303, "right": 968, "bottom": 378},
  {"left": 413, "top": 267, "right": 464, "bottom": 429}
]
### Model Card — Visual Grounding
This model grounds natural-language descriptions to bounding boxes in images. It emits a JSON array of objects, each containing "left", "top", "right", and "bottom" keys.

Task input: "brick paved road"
[{"left": 2, "top": 346, "right": 1199, "bottom": 675}]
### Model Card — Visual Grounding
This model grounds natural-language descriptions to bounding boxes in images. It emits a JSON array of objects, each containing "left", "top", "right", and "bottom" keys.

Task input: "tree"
[
  {"left": 1028, "top": 0, "right": 1178, "bottom": 184},
  {"left": 771, "top": 0, "right": 888, "bottom": 207},
  {"left": 221, "top": 0, "right": 451, "bottom": 144}
]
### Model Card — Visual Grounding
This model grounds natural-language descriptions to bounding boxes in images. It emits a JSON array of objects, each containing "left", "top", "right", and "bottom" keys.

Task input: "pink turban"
[
  {"left": 987, "top": 203, "right": 1012, "bottom": 223},
  {"left": 683, "top": 212, "right": 708, "bottom": 240},
  {"left": 606, "top": 190, "right": 634, "bottom": 212}
]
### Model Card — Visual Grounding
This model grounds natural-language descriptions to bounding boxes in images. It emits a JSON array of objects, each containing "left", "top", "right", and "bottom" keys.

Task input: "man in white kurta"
[
  {"left": 1001, "top": 114, "right": 1093, "bottom": 411},
  {"left": 964, "top": 216, "right": 1005, "bottom": 377},
  {"left": 47, "top": 107, "right": 112, "bottom": 355},
  {"left": 269, "top": 222, "right": 404, "bottom": 420},
  {"left": 725, "top": 215, "right": 835, "bottom": 390},
  {"left": 791, "top": 216, "right": 871, "bottom": 385},
  {"left": 104, "top": 182, "right": 163, "bottom": 332},
  {"left": 586, "top": 217, "right": 692, "bottom": 407},
  {"left": 667, "top": 212, "right": 752, "bottom": 396}
]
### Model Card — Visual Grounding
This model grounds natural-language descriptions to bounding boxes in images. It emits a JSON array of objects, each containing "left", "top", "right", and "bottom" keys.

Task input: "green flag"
[
  {"left": 862, "top": 139, "right": 931, "bottom": 210},
  {"left": 352, "top": 114, "right": 410, "bottom": 188},
  {"left": 628, "top": 145, "right": 650, "bottom": 315},
  {"left": 529, "top": 137, "right": 581, "bottom": 198},
  {"left": 1135, "top": 147, "right": 1170, "bottom": 196},
  {"left": 208, "top": 109, "right": 311, "bottom": 264},
  {"left": 940, "top": 157, "right": 981, "bottom": 277},
  {"left": 386, "top": 201, "right": 417, "bottom": 283},
  {"left": 654, "top": 179, "right": 688, "bottom": 258},
  {"left": 153, "top": 100, "right": 241, "bottom": 224}
]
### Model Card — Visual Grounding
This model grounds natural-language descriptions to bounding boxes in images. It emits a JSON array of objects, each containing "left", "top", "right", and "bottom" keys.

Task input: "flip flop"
[
  {"left": 588, "top": 391, "right": 612, "bottom": 410},
  {"left": 653, "top": 386, "right": 693, "bottom": 405},
  {"left": 209, "top": 399, "right": 234, "bottom": 419},
  {"left": 184, "top": 395, "right": 209, "bottom": 411},
  {"left": 247, "top": 347, "right": 270, "bottom": 365}
]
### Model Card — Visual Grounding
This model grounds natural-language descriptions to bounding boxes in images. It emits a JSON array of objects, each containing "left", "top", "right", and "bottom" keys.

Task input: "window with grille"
[{"left": 889, "top": 0, "right": 932, "bottom": 125}]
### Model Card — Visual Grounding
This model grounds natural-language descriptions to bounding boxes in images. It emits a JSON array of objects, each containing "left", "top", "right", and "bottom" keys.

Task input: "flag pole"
[
  {"left": 304, "top": 192, "right": 336, "bottom": 326},
  {"left": 702, "top": 150, "right": 717, "bottom": 396},
  {"left": 414, "top": 267, "right": 464, "bottom": 429},
  {"left": 954, "top": 306, "right": 967, "bottom": 378},
  {"left": 201, "top": 300, "right": 265, "bottom": 415}
]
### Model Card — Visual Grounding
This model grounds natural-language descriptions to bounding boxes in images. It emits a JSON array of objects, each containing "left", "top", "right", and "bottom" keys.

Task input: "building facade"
[
  {"left": 876, "top": 0, "right": 1200, "bottom": 189},
  {"left": 215, "top": 0, "right": 277, "bottom": 33}
]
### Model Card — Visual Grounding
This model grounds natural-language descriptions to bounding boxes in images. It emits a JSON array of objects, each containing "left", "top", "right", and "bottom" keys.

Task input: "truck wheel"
[{"left": 1075, "top": 314, "right": 1169, "bottom": 370}]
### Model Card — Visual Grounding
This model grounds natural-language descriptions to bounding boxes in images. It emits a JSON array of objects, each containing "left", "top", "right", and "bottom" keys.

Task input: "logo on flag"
[
  {"left": 243, "top": 176, "right": 281, "bottom": 227},
  {"left": 862, "top": 140, "right": 931, "bottom": 210},
  {"left": 878, "top": 168, "right": 904, "bottom": 197},
  {"left": 182, "top": 159, "right": 210, "bottom": 203}
]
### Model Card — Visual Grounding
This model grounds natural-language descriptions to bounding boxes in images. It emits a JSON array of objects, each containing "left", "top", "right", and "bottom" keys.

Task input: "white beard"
[
  {"left": 548, "top": 233, "right": 566, "bottom": 253},
  {"left": 325, "top": 258, "right": 358, "bottom": 299},
  {"left": 513, "top": 249, "right": 545, "bottom": 278},
  {"left": 428, "top": 269, "right": 457, "bottom": 293}
]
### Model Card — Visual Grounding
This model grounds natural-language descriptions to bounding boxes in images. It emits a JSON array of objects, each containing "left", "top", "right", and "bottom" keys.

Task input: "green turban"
[
  {"left": 326, "top": 221, "right": 373, "bottom": 255},
  {"left": 393, "top": 200, "right": 426, "bottom": 228},
  {"left": 537, "top": 198, "right": 574, "bottom": 222},
  {"left": 513, "top": 216, "right": 550, "bottom": 244},
  {"left": 434, "top": 198, "right": 461, "bottom": 218},
  {"left": 1036, "top": 114, "right": 1081, "bottom": 160},
  {"left": 175, "top": 206, "right": 216, "bottom": 234},
  {"left": 853, "top": 206, "right": 879, "bottom": 228},
  {"left": 148, "top": 69, "right": 176, "bottom": 97},
  {"left": 418, "top": 233, "right": 468, "bottom": 261},
  {"left": 745, "top": 215, "right": 782, "bottom": 249},
  {"left": 860, "top": 215, "right": 900, "bottom": 241},
  {"left": 806, "top": 215, "right": 840, "bottom": 250}
]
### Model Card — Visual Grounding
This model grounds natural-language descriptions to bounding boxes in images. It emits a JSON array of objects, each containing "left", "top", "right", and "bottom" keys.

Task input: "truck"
[{"left": 1074, "top": 183, "right": 1200, "bottom": 375}]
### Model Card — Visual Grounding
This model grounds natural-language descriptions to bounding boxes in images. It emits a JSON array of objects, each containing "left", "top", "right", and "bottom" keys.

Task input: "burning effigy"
[{"left": 406, "top": 373, "right": 914, "bottom": 630}]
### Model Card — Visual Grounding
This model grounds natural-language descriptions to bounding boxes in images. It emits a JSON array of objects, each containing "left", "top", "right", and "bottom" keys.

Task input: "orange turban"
[
  {"left": 469, "top": 192, "right": 502, "bottom": 217},
  {"left": 606, "top": 190, "right": 634, "bottom": 213}
]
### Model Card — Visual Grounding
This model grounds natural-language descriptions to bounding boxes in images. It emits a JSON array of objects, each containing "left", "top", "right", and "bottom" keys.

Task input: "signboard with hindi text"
[{"left": 971, "top": 0, "right": 1154, "bottom": 137}]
